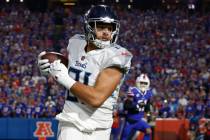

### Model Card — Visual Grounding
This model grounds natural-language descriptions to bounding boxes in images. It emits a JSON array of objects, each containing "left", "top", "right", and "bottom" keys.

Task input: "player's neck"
[{"left": 140, "top": 90, "right": 146, "bottom": 95}]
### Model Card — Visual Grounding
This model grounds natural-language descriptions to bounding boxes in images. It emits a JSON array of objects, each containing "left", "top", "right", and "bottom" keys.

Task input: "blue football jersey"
[{"left": 127, "top": 87, "right": 153, "bottom": 120}]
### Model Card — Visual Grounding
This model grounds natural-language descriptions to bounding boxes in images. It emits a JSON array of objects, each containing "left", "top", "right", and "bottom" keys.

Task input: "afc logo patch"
[{"left": 34, "top": 121, "right": 54, "bottom": 138}]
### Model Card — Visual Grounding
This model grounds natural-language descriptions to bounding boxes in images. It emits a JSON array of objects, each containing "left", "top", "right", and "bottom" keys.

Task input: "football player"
[
  {"left": 37, "top": 5, "right": 132, "bottom": 140},
  {"left": 121, "top": 74, "right": 152, "bottom": 140}
]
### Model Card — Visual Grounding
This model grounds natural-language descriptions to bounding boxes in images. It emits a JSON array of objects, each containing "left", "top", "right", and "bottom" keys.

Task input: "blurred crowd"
[{"left": 0, "top": 4, "right": 209, "bottom": 138}]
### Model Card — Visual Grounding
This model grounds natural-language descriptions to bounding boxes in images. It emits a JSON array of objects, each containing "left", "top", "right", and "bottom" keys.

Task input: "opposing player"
[
  {"left": 37, "top": 5, "right": 132, "bottom": 140},
  {"left": 121, "top": 74, "right": 152, "bottom": 140}
]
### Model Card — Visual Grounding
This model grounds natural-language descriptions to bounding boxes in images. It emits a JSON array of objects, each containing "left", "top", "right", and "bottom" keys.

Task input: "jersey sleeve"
[
  {"left": 67, "top": 34, "right": 78, "bottom": 54},
  {"left": 131, "top": 88, "right": 140, "bottom": 102},
  {"left": 66, "top": 38, "right": 71, "bottom": 54},
  {"left": 103, "top": 47, "right": 133, "bottom": 74}
]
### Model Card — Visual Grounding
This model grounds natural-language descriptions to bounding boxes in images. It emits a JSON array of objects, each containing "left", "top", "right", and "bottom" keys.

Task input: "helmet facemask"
[
  {"left": 85, "top": 19, "right": 120, "bottom": 49},
  {"left": 136, "top": 81, "right": 149, "bottom": 92}
]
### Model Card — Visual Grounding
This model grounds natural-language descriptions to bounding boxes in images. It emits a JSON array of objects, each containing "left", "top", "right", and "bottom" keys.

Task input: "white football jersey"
[{"left": 56, "top": 34, "right": 132, "bottom": 132}]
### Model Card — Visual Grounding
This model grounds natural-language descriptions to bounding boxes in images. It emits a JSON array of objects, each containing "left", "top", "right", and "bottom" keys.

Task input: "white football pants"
[{"left": 57, "top": 122, "right": 111, "bottom": 140}]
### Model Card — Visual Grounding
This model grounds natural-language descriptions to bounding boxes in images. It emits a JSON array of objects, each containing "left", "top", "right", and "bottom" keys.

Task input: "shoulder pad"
[
  {"left": 69, "top": 34, "right": 85, "bottom": 42},
  {"left": 67, "top": 34, "right": 86, "bottom": 52},
  {"left": 103, "top": 45, "right": 133, "bottom": 73}
]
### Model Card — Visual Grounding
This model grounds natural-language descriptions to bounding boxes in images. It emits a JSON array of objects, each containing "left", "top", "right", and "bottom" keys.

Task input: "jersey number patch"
[
  {"left": 69, "top": 67, "right": 91, "bottom": 85},
  {"left": 67, "top": 67, "right": 91, "bottom": 103}
]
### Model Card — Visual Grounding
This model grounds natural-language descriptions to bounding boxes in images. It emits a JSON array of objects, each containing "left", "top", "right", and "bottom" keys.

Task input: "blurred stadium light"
[{"left": 60, "top": 0, "right": 77, "bottom": 5}]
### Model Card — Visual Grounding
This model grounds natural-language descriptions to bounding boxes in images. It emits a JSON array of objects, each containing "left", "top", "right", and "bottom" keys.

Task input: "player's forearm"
[
  {"left": 124, "top": 100, "right": 137, "bottom": 110},
  {"left": 69, "top": 67, "right": 122, "bottom": 108},
  {"left": 70, "top": 82, "right": 110, "bottom": 108}
]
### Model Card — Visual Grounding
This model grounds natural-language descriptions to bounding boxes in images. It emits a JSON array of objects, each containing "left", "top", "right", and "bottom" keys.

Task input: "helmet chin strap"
[{"left": 93, "top": 39, "right": 111, "bottom": 49}]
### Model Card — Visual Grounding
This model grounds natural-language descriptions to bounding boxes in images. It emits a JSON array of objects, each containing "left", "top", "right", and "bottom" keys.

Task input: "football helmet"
[
  {"left": 84, "top": 5, "right": 120, "bottom": 49},
  {"left": 136, "top": 74, "right": 150, "bottom": 92}
]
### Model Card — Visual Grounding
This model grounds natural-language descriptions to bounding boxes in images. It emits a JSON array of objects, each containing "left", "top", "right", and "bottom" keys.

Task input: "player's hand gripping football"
[
  {"left": 37, "top": 51, "right": 50, "bottom": 76},
  {"left": 49, "top": 60, "right": 76, "bottom": 90}
]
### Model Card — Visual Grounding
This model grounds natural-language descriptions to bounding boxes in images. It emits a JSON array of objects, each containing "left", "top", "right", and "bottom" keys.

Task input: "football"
[{"left": 41, "top": 52, "right": 68, "bottom": 67}]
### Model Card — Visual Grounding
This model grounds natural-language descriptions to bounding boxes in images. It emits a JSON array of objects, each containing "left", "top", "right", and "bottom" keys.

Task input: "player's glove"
[
  {"left": 37, "top": 51, "right": 50, "bottom": 76},
  {"left": 49, "top": 60, "right": 76, "bottom": 90}
]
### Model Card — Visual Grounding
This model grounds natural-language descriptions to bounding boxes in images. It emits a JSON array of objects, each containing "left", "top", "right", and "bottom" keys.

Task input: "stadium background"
[{"left": 0, "top": 0, "right": 209, "bottom": 139}]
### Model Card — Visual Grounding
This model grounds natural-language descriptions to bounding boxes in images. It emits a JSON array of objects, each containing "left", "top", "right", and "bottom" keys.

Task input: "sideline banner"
[
  {"left": 154, "top": 118, "right": 190, "bottom": 140},
  {"left": 0, "top": 118, "right": 58, "bottom": 140}
]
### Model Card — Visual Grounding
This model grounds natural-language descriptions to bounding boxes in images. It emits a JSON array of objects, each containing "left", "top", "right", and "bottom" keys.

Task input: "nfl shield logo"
[{"left": 81, "top": 56, "right": 85, "bottom": 61}]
